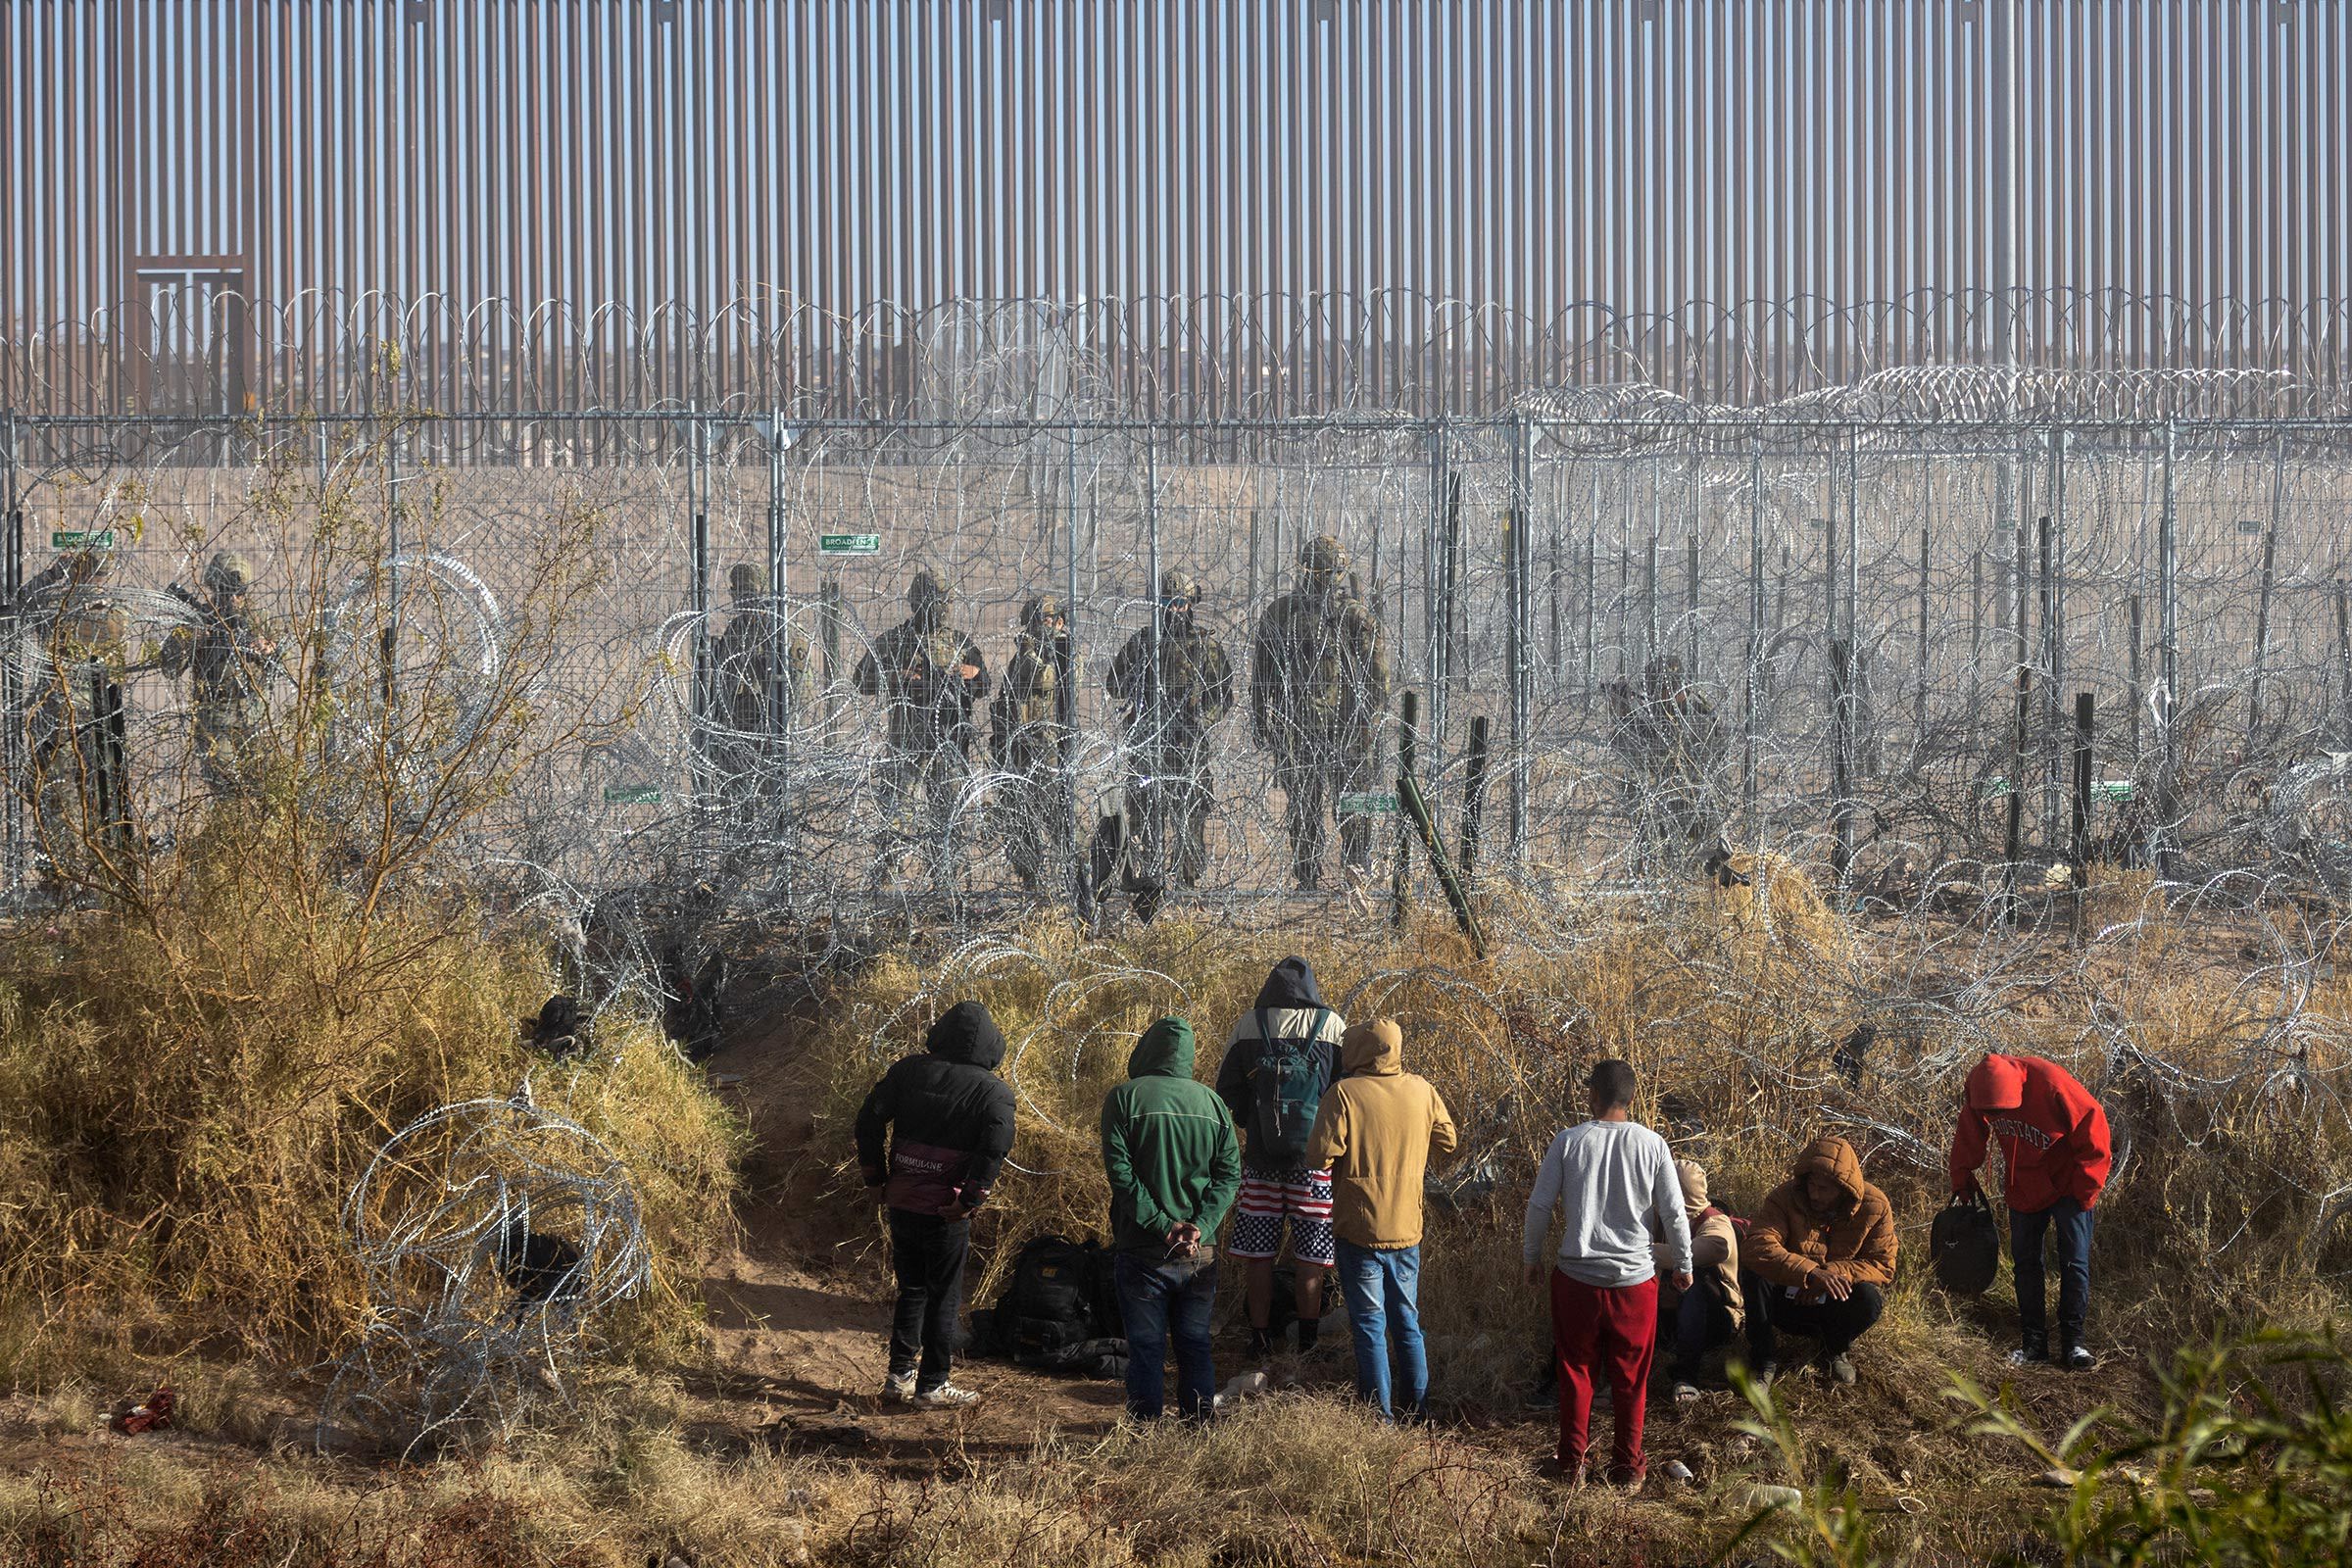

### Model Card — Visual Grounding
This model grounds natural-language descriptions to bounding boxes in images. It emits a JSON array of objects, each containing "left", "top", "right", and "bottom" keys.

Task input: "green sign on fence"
[
  {"left": 2093, "top": 780, "right": 2134, "bottom": 803},
  {"left": 818, "top": 532, "right": 882, "bottom": 556},
  {"left": 50, "top": 529, "right": 114, "bottom": 551},
  {"left": 603, "top": 783, "right": 663, "bottom": 805},
  {"left": 1980, "top": 775, "right": 2015, "bottom": 798},
  {"left": 1339, "top": 791, "right": 1399, "bottom": 815}
]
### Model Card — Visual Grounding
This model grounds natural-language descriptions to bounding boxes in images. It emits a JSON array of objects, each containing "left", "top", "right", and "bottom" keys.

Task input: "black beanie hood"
[
  {"left": 1252, "top": 956, "right": 1323, "bottom": 1010},
  {"left": 925, "top": 1000, "right": 1006, "bottom": 1071}
]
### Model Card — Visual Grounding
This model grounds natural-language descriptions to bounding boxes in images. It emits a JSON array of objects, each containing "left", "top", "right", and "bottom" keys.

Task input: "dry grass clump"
[{"left": 0, "top": 824, "right": 744, "bottom": 1378}]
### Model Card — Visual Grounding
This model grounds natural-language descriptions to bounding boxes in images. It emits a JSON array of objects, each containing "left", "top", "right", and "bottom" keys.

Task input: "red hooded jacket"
[{"left": 1948, "top": 1054, "right": 2112, "bottom": 1212}]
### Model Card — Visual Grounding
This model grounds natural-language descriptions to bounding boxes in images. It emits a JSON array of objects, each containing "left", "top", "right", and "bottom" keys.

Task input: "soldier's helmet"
[
  {"left": 728, "top": 563, "right": 767, "bottom": 599},
  {"left": 906, "top": 568, "right": 951, "bottom": 614},
  {"left": 1159, "top": 568, "right": 1200, "bottom": 604},
  {"left": 1298, "top": 534, "right": 1348, "bottom": 580},
  {"left": 1020, "top": 594, "right": 1065, "bottom": 631},
  {"left": 204, "top": 551, "right": 254, "bottom": 593}
]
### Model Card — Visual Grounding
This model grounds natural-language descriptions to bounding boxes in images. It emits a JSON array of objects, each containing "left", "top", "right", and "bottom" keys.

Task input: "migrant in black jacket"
[{"left": 855, "top": 1001, "right": 1018, "bottom": 1215}]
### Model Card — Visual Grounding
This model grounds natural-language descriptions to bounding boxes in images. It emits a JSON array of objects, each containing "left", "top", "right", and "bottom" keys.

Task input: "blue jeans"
[
  {"left": 2011, "top": 1198, "right": 2096, "bottom": 1348},
  {"left": 1333, "top": 1240, "right": 1426, "bottom": 1419},
  {"left": 1113, "top": 1250, "right": 1218, "bottom": 1420}
]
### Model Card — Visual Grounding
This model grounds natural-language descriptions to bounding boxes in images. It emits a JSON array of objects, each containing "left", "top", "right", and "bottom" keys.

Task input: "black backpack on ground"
[
  {"left": 1932, "top": 1190, "right": 2003, "bottom": 1296},
  {"left": 983, "top": 1241, "right": 1109, "bottom": 1363}
]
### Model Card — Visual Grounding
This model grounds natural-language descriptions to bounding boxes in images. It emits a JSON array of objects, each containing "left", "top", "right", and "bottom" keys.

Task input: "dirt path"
[{"left": 689, "top": 987, "right": 1129, "bottom": 1473}]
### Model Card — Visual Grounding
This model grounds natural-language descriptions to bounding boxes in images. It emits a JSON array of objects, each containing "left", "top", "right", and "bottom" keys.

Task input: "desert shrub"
[{"left": 0, "top": 441, "right": 741, "bottom": 1374}]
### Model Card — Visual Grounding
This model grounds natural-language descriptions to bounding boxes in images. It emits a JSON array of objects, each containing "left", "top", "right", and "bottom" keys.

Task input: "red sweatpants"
[{"left": 1549, "top": 1269, "right": 1659, "bottom": 1480}]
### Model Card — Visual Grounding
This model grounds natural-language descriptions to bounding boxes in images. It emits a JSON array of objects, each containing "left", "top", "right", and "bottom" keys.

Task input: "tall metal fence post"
[
  {"left": 2036, "top": 513, "right": 2058, "bottom": 853},
  {"left": 2337, "top": 580, "right": 2352, "bottom": 745},
  {"left": 2247, "top": 433, "right": 2283, "bottom": 750},
  {"left": 2128, "top": 593, "right": 2144, "bottom": 767},
  {"left": 2003, "top": 502, "right": 2033, "bottom": 913},
  {"left": 1507, "top": 411, "right": 1530, "bottom": 857},
  {"left": 1830, "top": 635, "right": 1854, "bottom": 893},
  {"left": 1427, "top": 423, "right": 1447, "bottom": 754},
  {"left": 764, "top": 412, "right": 791, "bottom": 888},
  {"left": 1914, "top": 522, "right": 1931, "bottom": 754},
  {"left": 688, "top": 410, "right": 712, "bottom": 816},
  {"left": 2, "top": 413, "right": 21, "bottom": 905},
  {"left": 1743, "top": 444, "right": 1763, "bottom": 836},
  {"left": 2154, "top": 418, "right": 2180, "bottom": 879},
  {"left": 1143, "top": 426, "right": 1163, "bottom": 888},
  {"left": 2043, "top": 428, "right": 2068, "bottom": 849},
  {"left": 1642, "top": 531, "right": 1659, "bottom": 676},
  {"left": 1065, "top": 413, "right": 1089, "bottom": 922},
  {"left": 1582, "top": 465, "right": 1598, "bottom": 706}
]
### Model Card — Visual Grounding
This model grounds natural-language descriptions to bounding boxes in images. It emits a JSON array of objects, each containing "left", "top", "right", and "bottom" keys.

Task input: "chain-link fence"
[{"left": 7, "top": 387, "right": 2351, "bottom": 952}]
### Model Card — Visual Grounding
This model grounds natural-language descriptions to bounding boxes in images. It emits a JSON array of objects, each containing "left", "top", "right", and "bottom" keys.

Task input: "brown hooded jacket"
[
  {"left": 1302, "top": 1018, "right": 1457, "bottom": 1249},
  {"left": 1746, "top": 1136, "right": 1897, "bottom": 1298}
]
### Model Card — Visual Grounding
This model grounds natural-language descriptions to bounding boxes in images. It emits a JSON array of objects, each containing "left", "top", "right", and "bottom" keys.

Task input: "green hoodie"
[{"left": 1101, "top": 1017, "right": 1243, "bottom": 1254}]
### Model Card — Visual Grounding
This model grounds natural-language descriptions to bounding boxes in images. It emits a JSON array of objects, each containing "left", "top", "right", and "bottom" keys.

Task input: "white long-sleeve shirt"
[{"left": 1522, "top": 1119, "right": 1693, "bottom": 1288}]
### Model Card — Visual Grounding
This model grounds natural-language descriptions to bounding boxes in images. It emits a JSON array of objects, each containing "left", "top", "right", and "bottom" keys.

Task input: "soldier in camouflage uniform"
[
  {"left": 1250, "top": 535, "right": 1391, "bottom": 891},
  {"left": 1604, "top": 654, "right": 1729, "bottom": 871},
  {"left": 161, "top": 551, "right": 276, "bottom": 799},
  {"left": 707, "top": 563, "right": 811, "bottom": 828},
  {"left": 988, "top": 594, "right": 1074, "bottom": 891},
  {"left": 1107, "top": 568, "right": 1235, "bottom": 889},
  {"left": 15, "top": 549, "right": 131, "bottom": 870},
  {"left": 853, "top": 568, "right": 991, "bottom": 887}
]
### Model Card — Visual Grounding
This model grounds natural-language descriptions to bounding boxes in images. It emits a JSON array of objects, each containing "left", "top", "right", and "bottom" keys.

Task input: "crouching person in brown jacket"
[{"left": 1742, "top": 1136, "right": 1896, "bottom": 1388}]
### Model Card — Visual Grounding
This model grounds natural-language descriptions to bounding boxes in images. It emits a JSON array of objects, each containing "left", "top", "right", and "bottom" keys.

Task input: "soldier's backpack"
[
  {"left": 1246, "top": 1006, "right": 1337, "bottom": 1170},
  {"left": 1932, "top": 1190, "right": 2003, "bottom": 1297}
]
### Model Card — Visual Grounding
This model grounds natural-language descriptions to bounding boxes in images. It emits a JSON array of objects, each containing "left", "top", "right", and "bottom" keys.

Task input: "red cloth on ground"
[
  {"left": 1549, "top": 1269, "right": 1658, "bottom": 1481},
  {"left": 1949, "top": 1054, "right": 2113, "bottom": 1211}
]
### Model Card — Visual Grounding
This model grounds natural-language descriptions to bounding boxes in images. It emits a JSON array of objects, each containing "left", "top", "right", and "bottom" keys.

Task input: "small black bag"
[{"left": 1932, "top": 1190, "right": 2003, "bottom": 1297}]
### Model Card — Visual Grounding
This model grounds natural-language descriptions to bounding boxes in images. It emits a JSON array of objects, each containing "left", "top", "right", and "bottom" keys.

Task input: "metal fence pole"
[
  {"left": 1508, "top": 411, "right": 1529, "bottom": 856},
  {"left": 2248, "top": 433, "right": 2283, "bottom": 748},
  {"left": 2154, "top": 418, "right": 2180, "bottom": 879},
  {"left": 2128, "top": 593, "right": 2143, "bottom": 767},
  {"left": 765, "top": 413, "right": 792, "bottom": 885},
  {"left": 689, "top": 411, "right": 711, "bottom": 815},
  {"left": 1744, "top": 444, "right": 1763, "bottom": 835},
  {"left": 2, "top": 413, "right": 20, "bottom": 904},
  {"left": 2335, "top": 579, "right": 2352, "bottom": 745},
  {"left": 1066, "top": 413, "right": 1089, "bottom": 922},
  {"left": 1144, "top": 426, "right": 1163, "bottom": 887}
]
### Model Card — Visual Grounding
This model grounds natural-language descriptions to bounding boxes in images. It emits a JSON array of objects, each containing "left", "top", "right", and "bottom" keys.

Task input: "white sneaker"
[
  {"left": 882, "top": 1370, "right": 916, "bottom": 1404},
  {"left": 913, "top": 1382, "right": 981, "bottom": 1409}
]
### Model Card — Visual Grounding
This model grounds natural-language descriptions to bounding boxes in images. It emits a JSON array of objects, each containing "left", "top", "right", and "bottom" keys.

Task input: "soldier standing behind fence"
[
  {"left": 854, "top": 568, "right": 991, "bottom": 892},
  {"left": 708, "top": 563, "right": 811, "bottom": 833},
  {"left": 1108, "top": 569, "right": 1234, "bottom": 891},
  {"left": 161, "top": 551, "right": 275, "bottom": 801},
  {"left": 1250, "top": 536, "right": 1390, "bottom": 893},
  {"left": 988, "top": 595, "right": 1074, "bottom": 893},
  {"left": 16, "top": 549, "right": 129, "bottom": 879},
  {"left": 1604, "top": 654, "right": 1727, "bottom": 874}
]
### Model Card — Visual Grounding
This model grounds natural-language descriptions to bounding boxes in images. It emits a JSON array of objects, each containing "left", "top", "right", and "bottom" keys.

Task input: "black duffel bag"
[{"left": 1932, "top": 1188, "right": 2003, "bottom": 1297}]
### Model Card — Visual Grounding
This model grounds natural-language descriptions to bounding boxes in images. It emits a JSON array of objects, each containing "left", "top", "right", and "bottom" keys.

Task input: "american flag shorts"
[{"left": 1226, "top": 1166, "right": 1337, "bottom": 1265}]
